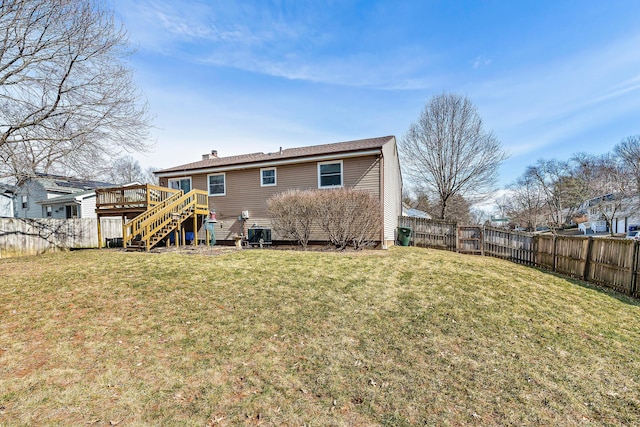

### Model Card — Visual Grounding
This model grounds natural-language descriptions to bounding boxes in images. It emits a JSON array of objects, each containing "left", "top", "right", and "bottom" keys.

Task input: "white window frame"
[
  {"left": 45, "top": 206, "right": 52, "bottom": 217},
  {"left": 208, "top": 172, "right": 226, "bottom": 196},
  {"left": 260, "top": 167, "right": 277, "bottom": 187},
  {"left": 317, "top": 160, "right": 343, "bottom": 189},
  {"left": 168, "top": 177, "right": 192, "bottom": 193},
  {"left": 21, "top": 195, "right": 28, "bottom": 209}
]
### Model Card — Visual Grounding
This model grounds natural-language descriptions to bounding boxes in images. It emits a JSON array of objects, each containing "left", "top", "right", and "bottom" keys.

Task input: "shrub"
[
  {"left": 267, "top": 188, "right": 382, "bottom": 249},
  {"left": 266, "top": 189, "right": 316, "bottom": 248},
  {"left": 316, "top": 188, "right": 382, "bottom": 250}
]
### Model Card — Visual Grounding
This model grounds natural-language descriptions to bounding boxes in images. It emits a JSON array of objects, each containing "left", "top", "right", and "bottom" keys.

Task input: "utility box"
[{"left": 247, "top": 227, "right": 272, "bottom": 247}]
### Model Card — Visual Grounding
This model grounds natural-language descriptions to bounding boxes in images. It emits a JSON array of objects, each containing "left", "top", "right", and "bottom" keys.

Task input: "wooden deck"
[
  {"left": 96, "top": 184, "right": 181, "bottom": 218},
  {"left": 95, "top": 184, "right": 210, "bottom": 251}
]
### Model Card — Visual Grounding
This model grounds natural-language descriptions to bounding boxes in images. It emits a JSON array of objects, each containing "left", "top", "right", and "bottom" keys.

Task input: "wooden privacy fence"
[
  {"left": 0, "top": 218, "right": 122, "bottom": 258},
  {"left": 397, "top": 217, "right": 457, "bottom": 251},
  {"left": 398, "top": 217, "right": 639, "bottom": 298}
]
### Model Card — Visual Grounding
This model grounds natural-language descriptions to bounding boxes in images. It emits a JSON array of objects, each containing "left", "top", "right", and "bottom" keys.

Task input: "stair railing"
[
  {"left": 123, "top": 190, "right": 184, "bottom": 248},
  {"left": 126, "top": 189, "right": 209, "bottom": 250}
]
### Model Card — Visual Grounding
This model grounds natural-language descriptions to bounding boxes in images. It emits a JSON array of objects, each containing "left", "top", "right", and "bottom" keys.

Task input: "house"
[
  {"left": 154, "top": 136, "right": 403, "bottom": 247},
  {"left": 0, "top": 183, "right": 17, "bottom": 217},
  {"left": 14, "top": 173, "right": 116, "bottom": 219},
  {"left": 577, "top": 193, "right": 640, "bottom": 234},
  {"left": 402, "top": 202, "right": 431, "bottom": 219}
]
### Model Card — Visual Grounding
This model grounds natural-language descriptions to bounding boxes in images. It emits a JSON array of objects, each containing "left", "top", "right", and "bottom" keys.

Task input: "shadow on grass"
[{"left": 532, "top": 267, "right": 640, "bottom": 307}]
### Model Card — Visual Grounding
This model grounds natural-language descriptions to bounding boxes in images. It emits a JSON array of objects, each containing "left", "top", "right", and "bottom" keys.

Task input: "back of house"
[{"left": 155, "top": 136, "right": 403, "bottom": 247}]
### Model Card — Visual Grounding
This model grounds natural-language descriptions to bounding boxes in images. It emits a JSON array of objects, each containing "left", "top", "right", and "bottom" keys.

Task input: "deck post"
[
  {"left": 193, "top": 214, "right": 198, "bottom": 246},
  {"left": 121, "top": 214, "right": 127, "bottom": 250},
  {"left": 97, "top": 217, "right": 103, "bottom": 249}
]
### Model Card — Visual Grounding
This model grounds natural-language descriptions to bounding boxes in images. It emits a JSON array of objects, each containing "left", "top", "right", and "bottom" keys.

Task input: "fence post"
[
  {"left": 552, "top": 235, "right": 558, "bottom": 272},
  {"left": 583, "top": 237, "right": 593, "bottom": 281},
  {"left": 631, "top": 241, "right": 639, "bottom": 297},
  {"left": 412, "top": 216, "right": 417, "bottom": 247}
]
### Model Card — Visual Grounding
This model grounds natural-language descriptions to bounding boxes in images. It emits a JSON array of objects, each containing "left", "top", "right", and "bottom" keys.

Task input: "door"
[{"left": 168, "top": 177, "right": 192, "bottom": 193}]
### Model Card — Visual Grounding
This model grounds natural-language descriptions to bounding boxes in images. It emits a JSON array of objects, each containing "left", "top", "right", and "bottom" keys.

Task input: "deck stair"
[
  {"left": 124, "top": 189, "right": 209, "bottom": 251},
  {"left": 96, "top": 184, "right": 209, "bottom": 252}
]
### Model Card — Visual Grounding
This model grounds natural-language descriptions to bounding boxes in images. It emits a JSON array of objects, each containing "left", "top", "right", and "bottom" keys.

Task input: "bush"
[
  {"left": 266, "top": 189, "right": 316, "bottom": 248},
  {"left": 267, "top": 188, "right": 382, "bottom": 250}
]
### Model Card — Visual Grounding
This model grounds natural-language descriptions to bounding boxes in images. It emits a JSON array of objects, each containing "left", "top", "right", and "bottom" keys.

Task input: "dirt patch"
[{"left": 148, "top": 244, "right": 237, "bottom": 256}]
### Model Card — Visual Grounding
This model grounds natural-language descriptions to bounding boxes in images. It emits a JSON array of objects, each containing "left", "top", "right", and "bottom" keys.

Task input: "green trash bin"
[{"left": 397, "top": 227, "right": 412, "bottom": 246}]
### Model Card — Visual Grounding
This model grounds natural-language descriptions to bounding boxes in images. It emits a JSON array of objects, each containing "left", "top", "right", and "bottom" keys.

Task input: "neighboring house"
[
  {"left": 14, "top": 173, "right": 116, "bottom": 219},
  {"left": 577, "top": 193, "right": 640, "bottom": 234},
  {"left": 402, "top": 203, "right": 431, "bottom": 219},
  {"left": 155, "top": 136, "right": 403, "bottom": 246},
  {"left": 0, "top": 183, "right": 17, "bottom": 217}
]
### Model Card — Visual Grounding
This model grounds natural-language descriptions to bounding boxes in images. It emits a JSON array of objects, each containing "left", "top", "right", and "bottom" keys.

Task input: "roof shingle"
[{"left": 156, "top": 135, "right": 395, "bottom": 174}]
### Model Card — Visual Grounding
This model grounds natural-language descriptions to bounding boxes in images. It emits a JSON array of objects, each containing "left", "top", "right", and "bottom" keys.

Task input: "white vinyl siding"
[{"left": 382, "top": 138, "right": 403, "bottom": 245}]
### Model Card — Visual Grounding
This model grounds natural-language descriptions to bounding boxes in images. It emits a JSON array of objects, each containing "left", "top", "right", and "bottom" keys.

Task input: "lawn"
[{"left": 1, "top": 246, "right": 639, "bottom": 426}]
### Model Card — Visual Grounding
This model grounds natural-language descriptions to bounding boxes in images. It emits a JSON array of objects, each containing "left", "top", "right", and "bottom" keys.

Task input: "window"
[
  {"left": 65, "top": 205, "right": 78, "bottom": 218},
  {"left": 260, "top": 168, "right": 277, "bottom": 187},
  {"left": 168, "top": 177, "right": 191, "bottom": 193},
  {"left": 318, "top": 160, "right": 343, "bottom": 188},
  {"left": 21, "top": 195, "right": 27, "bottom": 209},
  {"left": 46, "top": 206, "right": 52, "bottom": 217},
  {"left": 208, "top": 173, "right": 226, "bottom": 196}
]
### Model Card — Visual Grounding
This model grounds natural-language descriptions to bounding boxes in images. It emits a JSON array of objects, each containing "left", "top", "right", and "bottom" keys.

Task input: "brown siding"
[{"left": 164, "top": 155, "right": 381, "bottom": 241}]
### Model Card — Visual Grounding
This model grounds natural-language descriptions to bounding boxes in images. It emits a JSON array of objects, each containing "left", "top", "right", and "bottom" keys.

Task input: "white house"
[{"left": 578, "top": 193, "right": 640, "bottom": 234}]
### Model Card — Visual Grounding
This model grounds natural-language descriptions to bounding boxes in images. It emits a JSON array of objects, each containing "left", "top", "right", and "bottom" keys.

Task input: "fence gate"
[{"left": 458, "top": 226, "right": 483, "bottom": 255}]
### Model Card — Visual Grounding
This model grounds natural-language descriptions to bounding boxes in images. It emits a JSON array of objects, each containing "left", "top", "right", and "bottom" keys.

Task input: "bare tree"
[
  {"left": 427, "top": 194, "right": 472, "bottom": 223},
  {"left": 469, "top": 208, "right": 489, "bottom": 225},
  {"left": 614, "top": 135, "right": 640, "bottom": 206},
  {"left": 0, "top": 0, "right": 151, "bottom": 182},
  {"left": 523, "top": 159, "right": 583, "bottom": 230},
  {"left": 144, "top": 166, "right": 160, "bottom": 186},
  {"left": 505, "top": 174, "right": 545, "bottom": 231},
  {"left": 573, "top": 153, "right": 633, "bottom": 235},
  {"left": 400, "top": 92, "right": 507, "bottom": 220},
  {"left": 104, "top": 155, "right": 146, "bottom": 184}
]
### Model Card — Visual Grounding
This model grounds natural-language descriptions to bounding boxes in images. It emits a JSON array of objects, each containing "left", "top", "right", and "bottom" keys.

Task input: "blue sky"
[{"left": 112, "top": 0, "right": 640, "bottom": 188}]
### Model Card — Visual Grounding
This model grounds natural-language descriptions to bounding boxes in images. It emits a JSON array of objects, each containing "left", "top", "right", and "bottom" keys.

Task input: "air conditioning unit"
[
  {"left": 247, "top": 227, "right": 272, "bottom": 247},
  {"left": 241, "top": 210, "right": 250, "bottom": 219}
]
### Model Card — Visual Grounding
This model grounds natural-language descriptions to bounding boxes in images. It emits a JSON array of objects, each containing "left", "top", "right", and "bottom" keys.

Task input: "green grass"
[{"left": 1, "top": 247, "right": 639, "bottom": 426}]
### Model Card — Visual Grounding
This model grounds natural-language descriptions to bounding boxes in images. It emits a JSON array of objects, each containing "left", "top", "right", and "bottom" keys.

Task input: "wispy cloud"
[
  {"left": 472, "top": 56, "right": 492, "bottom": 69},
  {"left": 472, "top": 32, "right": 640, "bottom": 157},
  {"left": 116, "top": 0, "right": 439, "bottom": 90}
]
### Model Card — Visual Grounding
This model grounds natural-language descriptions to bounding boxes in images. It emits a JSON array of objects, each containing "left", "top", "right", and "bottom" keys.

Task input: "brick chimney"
[{"left": 202, "top": 150, "right": 218, "bottom": 160}]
